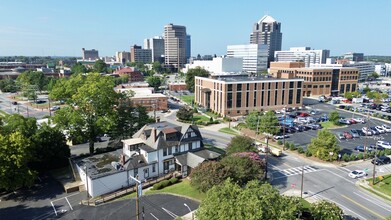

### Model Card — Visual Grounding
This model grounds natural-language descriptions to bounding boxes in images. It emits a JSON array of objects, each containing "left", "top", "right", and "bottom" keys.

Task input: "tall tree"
[
  {"left": 0, "top": 78, "right": 18, "bottom": 93},
  {"left": 146, "top": 76, "right": 162, "bottom": 91},
  {"left": 16, "top": 71, "right": 48, "bottom": 94},
  {"left": 190, "top": 161, "right": 230, "bottom": 193},
  {"left": 71, "top": 62, "right": 87, "bottom": 74},
  {"left": 93, "top": 60, "right": 108, "bottom": 73},
  {"left": 308, "top": 129, "right": 340, "bottom": 161},
  {"left": 53, "top": 73, "right": 120, "bottom": 154},
  {"left": 310, "top": 200, "right": 344, "bottom": 220},
  {"left": 2, "top": 114, "right": 37, "bottom": 138},
  {"left": 258, "top": 110, "right": 280, "bottom": 135},
  {"left": 196, "top": 179, "right": 303, "bottom": 220},
  {"left": 185, "top": 67, "right": 209, "bottom": 92},
  {"left": 177, "top": 107, "right": 193, "bottom": 121},
  {"left": 0, "top": 132, "right": 36, "bottom": 190},
  {"left": 245, "top": 111, "right": 262, "bottom": 131},
  {"left": 152, "top": 61, "right": 162, "bottom": 73},
  {"left": 226, "top": 136, "right": 256, "bottom": 155},
  {"left": 329, "top": 110, "right": 340, "bottom": 125}
]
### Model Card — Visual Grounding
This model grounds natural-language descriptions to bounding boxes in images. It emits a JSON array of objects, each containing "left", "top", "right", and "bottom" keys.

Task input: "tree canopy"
[
  {"left": 196, "top": 179, "right": 303, "bottom": 220},
  {"left": 93, "top": 60, "right": 108, "bottom": 73},
  {"left": 245, "top": 111, "right": 262, "bottom": 131},
  {"left": 329, "top": 111, "right": 340, "bottom": 125},
  {"left": 258, "top": 111, "right": 280, "bottom": 135},
  {"left": 176, "top": 107, "right": 193, "bottom": 121},
  {"left": 71, "top": 62, "right": 88, "bottom": 74},
  {"left": 146, "top": 76, "right": 162, "bottom": 91},
  {"left": 16, "top": 71, "right": 49, "bottom": 97},
  {"left": 310, "top": 200, "right": 344, "bottom": 220},
  {"left": 226, "top": 136, "right": 256, "bottom": 155},
  {"left": 308, "top": 129, "right": 340, "bottom": 161},
  {"left": 185, "top": 67, "right": 209, "bottom": 92}
]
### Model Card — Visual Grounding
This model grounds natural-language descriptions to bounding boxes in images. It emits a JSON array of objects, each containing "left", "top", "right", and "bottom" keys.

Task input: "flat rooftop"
[{"left": 199, "top": 76, "right": 303, "bottom": 83}]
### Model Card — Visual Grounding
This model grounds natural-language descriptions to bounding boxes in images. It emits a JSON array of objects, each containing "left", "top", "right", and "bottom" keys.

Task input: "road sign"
[{"left": 291, "top": 183, "right": 296, "bottom": 188}]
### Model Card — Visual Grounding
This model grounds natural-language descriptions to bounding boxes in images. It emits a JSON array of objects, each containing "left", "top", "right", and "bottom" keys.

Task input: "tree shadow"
[{"left": 0, "top": 204, "right": 56, "bottom": 220}]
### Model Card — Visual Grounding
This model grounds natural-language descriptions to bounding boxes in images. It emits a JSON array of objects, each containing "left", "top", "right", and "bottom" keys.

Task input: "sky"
[{"left": 0, "top": 0, "right": 390, "bottom": 57}]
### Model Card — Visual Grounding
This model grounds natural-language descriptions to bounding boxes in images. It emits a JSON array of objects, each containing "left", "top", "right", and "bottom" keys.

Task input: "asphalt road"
[
  {"left": 0, "top": 93, "right": 49, "bottom": 119},
  {"left": 268, "top": 152, "right": 391, "bottom": 220}
]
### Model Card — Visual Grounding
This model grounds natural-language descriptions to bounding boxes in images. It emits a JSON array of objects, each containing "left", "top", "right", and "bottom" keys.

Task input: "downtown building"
[
  {"left": 130, "top": 45, "right": 152, "bottom": 63},
  {"left": 164, "top": 23, "right": 187, "bottom": 69},
  {"left": 144, "top": 36, "right": 165, "bottom": 63},
  {"left": 274, "top": 47, "right": 330, "bottom": 67},
  {"left": 195, "top": 76, "right": 303, "bottom": 117},
  {"left": 250, "top": 15, "right": 282, "bottom": 62},
  {"left": 270, "top": 62, "right": 359, "bottom": 97},
  {"left": 227, "top": 44, "right": 268, "bottom": 74},
  {"left": 115, "top": 51, "right": 131, "bottom": 65},
  {"left": 82, "top": 48, "right": 99, "bottom": 61}
]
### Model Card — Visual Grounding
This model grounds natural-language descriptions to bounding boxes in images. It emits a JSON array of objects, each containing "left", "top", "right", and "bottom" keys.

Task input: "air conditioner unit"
[{"left": 164, "top": 170, "right": 168, "bottom": 174}]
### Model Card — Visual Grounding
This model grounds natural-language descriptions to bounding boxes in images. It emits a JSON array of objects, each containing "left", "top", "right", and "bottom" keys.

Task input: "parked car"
[
  {"left": 357, "top": 130, "right": 365, "bottom": 136},
  {"left": 336, "top": 132, "right": 345, "bottom": 140},
  {"left": 371, "top": 156, "right": 391, "bottom": 165},
  {"left": 374, "top": 126, "right": 386, "bottom": 134},
  {"left": 370, "top": 127, "right": 380, "bottom": 135},
  {"left": 299, "top": 112, "right": 310, "bottom": 117},
  {"left": 49, "top": 105, "right": 60, "bottom": 111},
  {"left": 348, "top": 119, "right": 357, "bottom": 124},
  {"left": 35, "top": 99, "right": 46, "bottom": 104},
  {"left": 362, "top": 127, "right": 373, "bottom": 136},
  {"left": 369, "top": 144, "right": 385, "bottom": 151},
  {"left": 376, "top": 141, "right": 391, "bottom": 149},
  {"left": 382, "top": 124, "right": 391, "bottom": 132},
  {"left": 350, "top": 129, "right": 360, "bottom": 138},
  {"left": 11, "top": 101, "right": 17, "bottom": 105},
  {"left": 339, "top": 119, "right": 351, "bottom": 125},
  {"left": 354, "top": 145, "right": 372, "bottom": 152},
  {"left": 348, "top": 170, "right": 367, "bottom": 179},
  {"left": 343, "top": 131, "right": 353, "bottom": 139}
]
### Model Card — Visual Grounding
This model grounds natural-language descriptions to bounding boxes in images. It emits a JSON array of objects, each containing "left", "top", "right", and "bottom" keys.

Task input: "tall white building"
[
  {"left": 274, "top": 47, "right": 330, "bottom": 67},
  {"left": 144, "top": 36, "right": 165, "bottom": 63},
  {"left": 184, "top": 57, "right": 243, "bottom": 74},
  {"left": 227, "top": 44, "right": 268, "bottom": 74},
  {"left": 311, "top": 61, "right": 374, "bottom": 82},
  {"left": 164, "top": 24, "right": 187, "bottom": 69}
]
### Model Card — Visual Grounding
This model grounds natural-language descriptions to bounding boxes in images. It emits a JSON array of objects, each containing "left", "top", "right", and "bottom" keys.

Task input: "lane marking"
[
  {"left": 307, "top": 191, "right": 367, "bottom": 220},
  {"left": 51, "top": 192, "right": 81, "bottom": 202},
  {"left": 162, "top": 207, "right": 178, "bottom": 218},
  {"left": 150, "top": 213, "right": 159, "bottom": 220},
  {"left": 353, "top": 192, "right": 391, "bottom": 212},
  {"left": 341, "top": 194, "right": 386, "bottom": 220},
  {"left": 339, "top": 167, "right": 352, "bottom": 172},
  {"left": 51, "top": 201, "right": 57, "bottom": 216},
  {"left": 323, "top": 169, "right": 356, "bottom": 184}
]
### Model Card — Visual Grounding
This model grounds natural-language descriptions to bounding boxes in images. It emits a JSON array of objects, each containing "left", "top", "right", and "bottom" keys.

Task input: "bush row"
[{"left": 152, "top": 177, "right": 179, "bottom": 190}]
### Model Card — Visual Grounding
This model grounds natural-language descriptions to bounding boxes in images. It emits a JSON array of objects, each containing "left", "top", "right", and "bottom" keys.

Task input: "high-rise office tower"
[
  {"left": 250, "top": 15, "right": 282, "bottom": 62},
  {"left": 164, "top": 23, "right": 187, "bottom": 69},
  {"left": 186, "top": 35, "right": 191, "bottom": 61},
  {"left": 227, "top": 44, "right": 268, "bottom": 74},
  {"left": 82, "top": 48, "right": 99, "bottom": 60},
  {"left": 144, "top": 36, "right": 165, "bottom": 63}
]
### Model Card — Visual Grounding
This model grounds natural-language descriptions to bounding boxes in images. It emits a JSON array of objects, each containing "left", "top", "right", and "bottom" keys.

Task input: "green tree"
[
  {"left": 363, "top": 85, "right": 371, "bottom": 94},
  {"left": 49, "top": 74, "right": 86, "bottom": 101},
  {"left": 310, "top": 200, "right": 344, "bottom": 220},
  {"left": 344, "top": 91, "right": 361, "bottom": 100},
  {"left": 185, "top": 67, "right": 209, "bottom": 92},
  {"left": 308, "top": 129, "right": 340, "bottom": 161},
  {"left": 196, "top": 179, "right": 303, "bottom": 220},
  {"left": 30, "top": 124, "right": 70, "bottom": 171},
  {"left": 329, "top": 111, "right": 340, "bottom": 125},
  {"left": 152, "top": 61, "right": 162, "bottom": 73},
  {"left": 258, "top": 111, "right": 280, "bottom": 135},
  {"left": 146, "top": 76, "right": 162, "bottom": 91},
  {"left": 2, "top": 114, "right": 37, "bottom": 138},
  {"left": 177, "top": 107, "right": 193, "bottom": 121},
  {"left": 370, "top": 72, "right": 380, "bottom": 79},
  {"left": 190, "top": 161, "right": 230, "bottom": 193},
  {"left": 226, "top": 136, "right": 256, "bottom": 154},
  {"left": 93, "top": 60, "right": 108, "bottom": 73},
  {"left": 16, "top": 71, "right": 48, "bottom": 94},
  {"left": 0, "top": 78, "right": 18, "bottom": 93},
  {"left": 245, "top": 111, "right": 262, "bottom": 131},
  {"left": 0, "top": 132, "right": 36, "bottom": 190},
  {"left": 71, "top": 62, "right": 87, "bottom": 74},
  {"left": 52, "top": 73, "right": 120, "bottom": 154}
]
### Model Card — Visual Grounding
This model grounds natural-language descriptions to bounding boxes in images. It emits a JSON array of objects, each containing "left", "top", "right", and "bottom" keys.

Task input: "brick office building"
[
  {"left": 195, "top": 76, "right": 303, "bottom": 117},
  {"left": 114, "top": 67, "right": 144, "bottom": 83}
]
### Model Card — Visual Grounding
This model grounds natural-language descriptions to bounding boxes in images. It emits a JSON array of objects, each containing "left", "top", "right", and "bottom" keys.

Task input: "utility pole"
[
  {"left": 85, "top": 166, "right": 89, "bottom": 205},
  {"left": 265, "top": 137, "right": 269, "bottom": 180},
  {"left": 27, "top": 105, "right": 29, "bottom": 117},
  {"left": 283, "top": 107, "right": 286, "bottom": 151},
  {"left": 48, "top": 98, "right": 52, "bottom": 117},
  {"left": 136, "top": 178, "right": 139, "bottom": 220},
  {"left": 301, "top": 164, "right": 304, "bottom": 198},
  {"left": 363, "top": 110, "right": 370, "bottom": 160},
  {"left": 372, "top": 136, "right": 383, "bottom": 185}
]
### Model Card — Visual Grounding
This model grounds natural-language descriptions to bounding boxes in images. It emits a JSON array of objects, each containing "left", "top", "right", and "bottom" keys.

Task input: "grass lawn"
[
  {"left": 320, "top": 121, "right": 344, "bottom": 129},
  {"left": 366, "top": 174, "right": 391, "bottom": 197},
  {"left": 218, "top": 127, "right": 239, "bottom": 136},
  {"left": 180, "top": 95, "right": 194, "bottom": 105},
  {"left": 193, "top": 114, "right": 210, "bottom": 122},
  {"left": 204, "top": 144, "right": 226, "bottom": 155},
  {"left": 204, "top": 111, "right": 220, "bottom": 119}
]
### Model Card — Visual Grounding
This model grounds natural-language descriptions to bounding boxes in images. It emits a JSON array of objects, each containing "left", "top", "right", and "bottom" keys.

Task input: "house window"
[
  {"left": 163, "top": 148, "right": 167, "bottom": 156},
  {"left": 134, "top": 168, "right": 138, "bottom": 177},
  {"left": 175, "top": 146, "right": 179, "bottom": 153},
  {"left": 228, "top": 84, "right": 232, "bottom": 91},
  {"left": 237, "top": 84, "right": 242, "bottom": 91},
  {"left": 144, "top": 168, "right": 149, "bottom": 178},
  {"left": 152, "top": 164, "right": 156, "bottom": 172},
  {"left": 189, "top": 142, "right": 193, "bottom": 150},
  {"left": 168, "top": 147, "right": 172, "bottom": 155}
]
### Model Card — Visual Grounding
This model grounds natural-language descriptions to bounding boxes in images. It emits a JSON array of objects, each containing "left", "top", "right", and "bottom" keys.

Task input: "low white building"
[
  {"left": 183, "top": 57, "right": 243, "bottom": 74},
  {"left": 76, "top": 121, "right": 220, "bottom": 198},
  {"left": 274, "top": 47, "right": 330, "bottom": 67}
]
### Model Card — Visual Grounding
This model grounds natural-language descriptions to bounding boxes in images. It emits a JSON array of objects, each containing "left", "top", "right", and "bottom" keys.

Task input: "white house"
[{"left": 76, "top": 121, "right": 220, "bottom": 198}]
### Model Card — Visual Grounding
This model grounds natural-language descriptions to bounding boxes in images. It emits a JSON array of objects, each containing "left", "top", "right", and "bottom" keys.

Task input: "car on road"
[
  {"left": 35, "top": 99, "right": 46, "bottom": 104},
  {"left": 336, "top": 132, "right": 345, "bottom": 140},
  {"left": 50, "top": 106, "right": 60, "bottom": 111},
  {"left": 350, "top": 129, "right": 360, "bottom": 138},
  {"left": 374, "top": 126, "right": 386, "bottom": 134},
  {"left": 382, "top": 124, "right": 391, "bottom": 132},
  {"left": 371, "top": 156, "right": 391, "bottom": 165},
  {"left": 343, "top": 131, "right": 353, "bottom": 139},
  {"left": 348, "top": 170, "right": 367, "bottom": 179},
  {"left": 354, "top": 145, "right": 372, "bottom": 152},
  {"left": 161, "top": 109, "right": 168, "bottom": 113},
  {"left": 376, "top": 141, "right": 391, "bottom": 149},
  {"left": 348, "top": 119, "right": 357, "bottom": 124},
  {"left": 362, "top": 127, "right": 373, "bottom": 136}
]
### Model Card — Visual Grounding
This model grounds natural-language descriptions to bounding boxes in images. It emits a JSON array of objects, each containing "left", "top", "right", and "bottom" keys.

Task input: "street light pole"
[
  {"left": 300, "top": 164, "right": 304, "bottom": 198},
  {"left": 265, "top": 137, "right": 269, "bottom": 180},
  {"left": 283, "top": 109, "right": 286, "bottom": 151},
  {"left": 84, "top": 166, "right": 89, "bottom": 205}
]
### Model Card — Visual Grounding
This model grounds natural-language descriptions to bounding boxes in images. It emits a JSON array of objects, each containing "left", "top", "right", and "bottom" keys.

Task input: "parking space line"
[
  {"left": 65, "top": 197, "right": 73, "bottom": 210},
  {"left": 51, "top": 201, "right": 57, "bottom": 216},
  {"left": 150, "top": 213, "right": 159, "bottom": 220}
]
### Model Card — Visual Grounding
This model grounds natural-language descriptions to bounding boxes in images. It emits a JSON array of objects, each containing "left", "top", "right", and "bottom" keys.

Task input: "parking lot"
[{"left": 279, "top": 99, "right": 391, "bottom": 155}]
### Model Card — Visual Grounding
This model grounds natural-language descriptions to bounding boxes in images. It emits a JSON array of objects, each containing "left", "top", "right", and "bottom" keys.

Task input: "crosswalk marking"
[{"left": 279, "top": 165, "right": 319, "bottom": 177}]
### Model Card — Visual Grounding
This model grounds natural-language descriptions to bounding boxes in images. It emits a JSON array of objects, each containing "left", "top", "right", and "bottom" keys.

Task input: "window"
[
  {"left": 175, "top": 146, "right": 179, "bottom": 153},
  {"left": 254, "top": 91, "right": 257, "bottom": 107},
  {"left": 236, "top": 92, "right": 242, "bottom": 107},
  {"left": 288, "top": 90, "right": 293, "bottom": 105},
  {"left": 290, "top": 82, "right": 294, "bottom": 88},
  {"left": 228, "top": 84, "right": 232, "bottom": 91},
  {"left": 152, "top": 164, "right": 156, "bottom": 172},
  {"left": 189, "top": 142, "right": 193, "bottom": 150},
  {"left": 261, "top": 91, "right": 264, "bottom": 106},
  {"left": 246, "top": 92, "right": 249, "bottom": 107},
  {"left": 283, "top": 82, "right": 286, "bottom": 89},
  {"left": 254, "top": 83, "right": 257, "bottom": 90},
  {"left": 298, "top": 81, "right": 302, "bottom": 88},
  {"left": 168, "top": 147, "right": 172, "bottom": 155},
  {"left": 275, "top": 82, "right": 278, "bottom": 89},
  {"left": 320, "top": 85, "right": 324, "bottom": 88},
  {"left": 246, "top": 83, "right": 249, "bottom": 90},
  {"left": 237, "top": 84, "right": 242, "bottom": 91},
  {"left": 282, "top": 90, "right": 285, "bottom": 105},
  {"left": 340, "top": 84, "right": 345, "bottom": 94},
  {"left": 268, "top": 83, "right": 271, "bottom": 90},
  {"left": 296, "top": 89, "right": 301, "bottom": 104},
  {"left": 346, "top": 84, "right": 351, "bottom": 92},
  {"left": 352, "top": 84, "right": 356, "bottom": 91},
  {"left": 163, "top": 148, "right": 167, "bottom": 156},
  {"left": 313, "top": 85, "right": 318, "bottom": 89},
  {"left": 144, "top": 168, "right": 149, "bottom": 177},
  {"left": 267, "top": 91, "right": 271, "bottom": 106},
  {"left": 227, "top": 93, "right": 233, "bottom": 108},
  {"left": 134, "top": 168, "right": 138, "bottom": 177},
  {"left": 262, "top": 83, "right": 265, "bottom": 90},
  {"left": 274, "top": 90, "right": 278, "bottom": 105}
]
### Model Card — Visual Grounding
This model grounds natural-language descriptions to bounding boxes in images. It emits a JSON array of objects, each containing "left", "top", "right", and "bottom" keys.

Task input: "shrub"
[
  {"left": 289, "top": 143, "right": 297, "bottom": 151},
  {"left": 357, "top": 153, "right": 363, "bottom": 160},
  {"left": 169, "top": 177, "right": 179, "bottom": 185},
  {"left": 209, "top": 117, "right": 213, "bottom": 122},
  {"left": 349, "top": 154, "right": 357, "bottom": 161},
  {"left": 385, "top": 149, "right": 391, "bottom": 155},
  {"left": 297, "top": 147, "right": 305, "bottom": 154},
  {"left": 378, "top": 150, "right": 385, "bottom": 157},
  {"left": 152, "top": 182, "right": 162, "bottom": 190},
  {"left": 342, "top": 153, "right": 350, "bottom": 162},
  {"left": 305, "top": 149, "right": 312, "bottom": 157},
  {"left": 161, "top": 180, "right": 170, "bottom": 188},
  {"left": 277, "top": 140, "right": 283, "bottom": 145}
]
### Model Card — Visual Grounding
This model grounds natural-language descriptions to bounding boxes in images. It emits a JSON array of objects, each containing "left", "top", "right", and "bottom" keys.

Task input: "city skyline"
[{"left": 0, "top": 0, "right": 390, "bottom": 57}]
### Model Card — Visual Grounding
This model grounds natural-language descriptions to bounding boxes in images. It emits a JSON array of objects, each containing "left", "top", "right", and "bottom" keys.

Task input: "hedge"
[{"left": 152, "top": 177, "right": 180, "bottom": 190}]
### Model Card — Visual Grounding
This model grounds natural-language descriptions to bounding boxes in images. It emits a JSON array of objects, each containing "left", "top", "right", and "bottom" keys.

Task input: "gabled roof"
[{"left": 175, "top": 149, "right": 221, "bottom": 168}]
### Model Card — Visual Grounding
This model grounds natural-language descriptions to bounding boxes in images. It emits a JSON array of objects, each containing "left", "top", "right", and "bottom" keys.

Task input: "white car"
[
  {"left": 50, "top": 105, "right": 61, "bottom": 111},
  {"left": 352, "top": 118, "right": 365, "bottom": 123},
  {"left": 377, "top": 141, "right": 391, "bottom": 149},
  {"left": 375, "top": 126, "right": 386, "bottom": 134},
  {"left": 382, "top": 124, "right": 391, "bottom": 132},
  {"left": 362, "top": 127, "right": 373, "bottom": 136},
  {"left": 348, "top": 170, "right": 367, "bottom": 179}
]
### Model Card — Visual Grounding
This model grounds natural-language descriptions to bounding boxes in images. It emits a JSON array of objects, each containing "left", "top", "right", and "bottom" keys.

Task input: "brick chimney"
[
  {"left": 156, "top": 116, "right": 160, "bottom": 123},
  {"left": 152, "top": 128, "right": 157, "bottom": 143},
  {"left": 120, "top": 154, "right": 125, "bottom": 166}
]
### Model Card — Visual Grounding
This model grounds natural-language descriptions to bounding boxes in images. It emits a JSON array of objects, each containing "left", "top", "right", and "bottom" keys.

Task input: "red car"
[
  {"left": 348, "top": 119, "right": 357, "bottom": 124},
  {"left": 299, "top": 112, "right": 309, "bottom": 117},
  {"left": 343, "top": 131, "right": 353, "bottom": 139}
]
